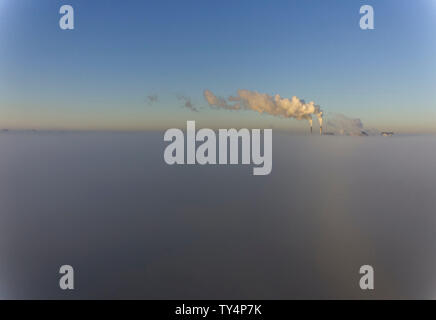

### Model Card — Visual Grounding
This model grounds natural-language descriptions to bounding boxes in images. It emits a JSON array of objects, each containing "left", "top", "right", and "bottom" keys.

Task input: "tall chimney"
[{"left": 320, "top": 126, "right": 323, "bottom": 136}]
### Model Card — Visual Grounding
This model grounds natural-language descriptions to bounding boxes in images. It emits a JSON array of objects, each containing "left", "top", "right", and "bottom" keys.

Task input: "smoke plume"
[
  {"left": 146, "top": 94, "right": 158, "bottom": 105},
  {"left": 204, "top": 89, "right": 323, "bottom": 127},
  {"left": 178, "top": 95, "right": 198, "bottom": 112},
  {"left": 325, "top": 113, "right": 378, "bottom": 136},
  {"left": 203, "top": 90, "right": 378, "bottom": 136}
]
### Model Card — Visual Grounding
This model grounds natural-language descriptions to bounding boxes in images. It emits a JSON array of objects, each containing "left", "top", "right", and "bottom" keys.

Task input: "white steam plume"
[
  {"left": 204, "top": 89, "right": 323, "bottom": 129},
  {"left": 325, "top": 113, "right": 378, "bottom": 136}
]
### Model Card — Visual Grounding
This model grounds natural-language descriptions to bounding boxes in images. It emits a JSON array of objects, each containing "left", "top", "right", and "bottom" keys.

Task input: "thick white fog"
[{"left": 0, "top": 132, "right": 435, "bottom": 299}]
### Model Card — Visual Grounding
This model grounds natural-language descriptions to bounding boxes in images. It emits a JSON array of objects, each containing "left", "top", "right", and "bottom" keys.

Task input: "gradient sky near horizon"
[{"left": 0, "top": 0, "right": 435, "bottom": 132}]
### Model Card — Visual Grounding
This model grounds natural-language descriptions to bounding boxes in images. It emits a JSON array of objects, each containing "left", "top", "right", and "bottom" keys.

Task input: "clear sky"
[{"left": 0, "top": 0, "right": 435, "bottom": 132}]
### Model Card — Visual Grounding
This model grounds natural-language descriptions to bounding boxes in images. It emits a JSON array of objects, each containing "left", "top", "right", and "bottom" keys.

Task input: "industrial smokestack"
[{"left": 317, "top": 113, "right": 323, "bottom": 136}]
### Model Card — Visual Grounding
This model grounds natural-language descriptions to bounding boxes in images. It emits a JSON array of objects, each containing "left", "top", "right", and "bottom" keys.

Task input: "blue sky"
[{"left": 0, "top": 0, "right": 435, "bottom": 132}]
